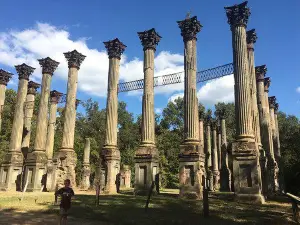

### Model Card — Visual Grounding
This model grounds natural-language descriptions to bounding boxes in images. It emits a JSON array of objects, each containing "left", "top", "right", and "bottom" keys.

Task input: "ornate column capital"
[
  {"left": 274, "top": 103, "right": 279, "bottom": 113},
  {"left": 104, "top": 38, "right": 127, "bottom": 60},
  {"left": 75, "top": 99, "right": 80, "bottom": 109},
  {"left": 15, "top": 63, "right": 35, "bottom": 80},
  {"left": 246, "top": 29, "right": 257, "bottom": 49},
  {"left": 137, "top": 28, "right": 161, "bottom": 51},
  {"left": 268, "top": 96, "right": 276, "bottom": 109},
  {"left": 64, "top": 50, "right": 86, "bottom": 69},
  {"left": 38, "top": 57, "right": 60, "bottom": 75},
  {"left": 205, "top": 114, "right": 212, "bottom": 126},
  {"left": 225, "top": 1, "right": 251, "bottom": 28},
  {"left": 177, "top": 16, "right": 202, "bottom": 42},
  {"left": 199, "top": 111, "right": 205, "bottom": 121},
  {"left": 255, "top": 65, "right": 267, "bottom": 81},
  {"left": 217, "top": 125, "right": 221, "bottom": 134},
  {"left": 216, "top": 108, "right": 226, "bottom": 120},
  {"left": 264, "top": 77, "right": 271, "bottom": 92},
  {"left": 27, "top": 81, "right": 40, "bottom": 95},
  {"left": 50, "top": 90, "right": 63, "bottom": 104},
  {"left": 0, "top": 69, "right": 13, "bottom": 86}
]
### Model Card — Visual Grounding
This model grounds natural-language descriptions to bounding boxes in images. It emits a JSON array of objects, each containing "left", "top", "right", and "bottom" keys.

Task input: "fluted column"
[
  {"left": 217, "top": 124, "right": 222, "bottom": 171},
  {"left": 177, "top": 15, "right": 204, "bottom": 199},
  {"left": 81, "top": 138, "right": 91, "bottom": 190},
  {"left": 55, "top": 50, "right": 85, "bottom": 188},
  {"left": 274, "top": 103, "right": 284, "bottom": 191},
  {"left": 0, "top": 64, "right": 35, "bottom": 191},
  {"left": 218, "top": 110, "right": 231, "bottom": 191},
  {"left": 247, "top": 29, "right": 262, "bottom": 149},
  {"left": 0, "top": 70, "right": 13, "bottom": 132},
  {"left": 45, "top": 90, "right": 62, "bottom": 192},
  {"left": 205, "top": 115, "right": 213, "bottom": 191},
  {"left": 46, "top": 91, "right": 63, "bottom": 161},
  {"left": 21, "top": 81, "right": 40, "bottom": 156},
  {"left": 225, "top": 1, "right": 264, "bottom": 203},
  {"left": 135, "top": 29, "right": 161, "bottom": 195},
  {"left": 25, "top": 57, "right": 59, "bottom": 192},
  {"left": 199, "top": 112, "right": 205, "bottom": 157},
  {"left": 138, "top": 28, "right": 161, "bottom": 146},
  {"left": 102, "top": 39, "right": 126, "bottom": 194},
  {"left": 211, "top": 120, "right": 220, "bottom": 191},
  {"left": 269, "top": 96, "right": 277, "bottom": 157}
]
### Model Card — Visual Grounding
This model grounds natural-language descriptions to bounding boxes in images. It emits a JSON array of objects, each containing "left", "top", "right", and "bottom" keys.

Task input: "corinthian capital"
[
  {"left": 177, "top": 16, "right": 202, "bottom": 42},
  {"left": 255, "top": 65, "right": 267, "bottom": 81},
  {"left": 27, "top": 81, "right": 40, "bottom": 95},
  {"left": 225, "top": 1, "right": 251, "bottom": 28},
  {"left": 50, "top": 90, "right": 63, "bottom": 104},
  {"left": 38, "top": 57, "right": 60, "bottom": 75},
  {"left": 64, "top": 50, "right": 86, "bottom": 69},
  {"left": 104, "top": 38, "right": 126, "bottom": 60},
  {"left": 264, "top": 77, "right": 271, "bottom": 92},
  {"left": 268, "top": 96, "right": 276, "bottom": 108},
  {"left": 211, "top": 119, "right": 218, "bottom": 130},
  {"left": 274, "top": 103, "right": 279, "bottom": 113},
  {"left": 246, "top": 29, "right": 257, "bottom": 49},
  {"left": 0, "top": 69, "right": 13, "bottom": 86},
  {"left": 137, "top": 28, "right": 161, "bottom": 51},
  {"left": 15, "top": 63, "right": 35, "bottom": 80}
]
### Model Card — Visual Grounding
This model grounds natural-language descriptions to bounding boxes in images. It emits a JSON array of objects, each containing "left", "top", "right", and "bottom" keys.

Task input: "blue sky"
[{"left": 0, "top": 0, "right": 299, "bottom": 118}]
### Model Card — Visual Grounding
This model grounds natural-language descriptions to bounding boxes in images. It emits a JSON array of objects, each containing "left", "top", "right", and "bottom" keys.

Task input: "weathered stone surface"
[
  {"left": 0, "top": 70, "right": 12, "bottom": 132},
  {"left": 177, "top": 16, "right": 204, "bottom": 199},
  {"left": 204, "top": 116, "right": 213, "bottom": 191},
  {"left": 0, "top": 64, "right": 34, "bottom": 191},
  {"left": 225, "top": 1, "right": 264, "bottom": 203},
  {"left": 120, "top": 165, "right": 131, "bottom": 188},
  {"left": 54, "top": 50, "right": 85, "bottom": 188},
  {"left": 80, "top": 138, "right": 91, "bottom": 190},
  {"left": 101, "top": 40, "right": 125, "bottom": 194},
  {"left": 211, "top": 120, "right": 220, "bottom": 191}
]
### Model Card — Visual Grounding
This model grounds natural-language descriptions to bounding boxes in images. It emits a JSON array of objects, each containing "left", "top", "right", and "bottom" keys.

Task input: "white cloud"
[
  {"left": 155, "top": 108, "right": 162, "bottom": 114},
  {"left": 296, "top": 87, "right": 300, "bottom": 93},
  {"left": 168, "top": 75, "right": 234, "bottom": 107},
  {"left": 0, "top": 23, "right": 184, "bottom": 97}
]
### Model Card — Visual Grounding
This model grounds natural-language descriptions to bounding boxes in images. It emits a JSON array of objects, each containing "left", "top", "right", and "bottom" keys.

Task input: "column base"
[
  {"left": 234, "top": 193, "right": 265, "bottom": 204},
  {"left": 0, "top": 151, "right": 23, "bottom": 191},
  {"left": 232, "top": 140, "right": 264, "bottom": 204},
  {"left": 101, "top": 145, "right": 120, "bottom": 194},
  {"left": 266, "top": 157, "right": 279, "bottom": 196},
  {"left": 178, "top": 143, "right": 205, "bottom": 199},
  {"left": 53, "top": 149, "right": 77, "bottom": 189},
  {"left": 24, "top": 151, "right": 47, "bottom": 192},
  {"left": 45, "top": 159, "right": 56, "bottom": 192},
  {"left": 134, "top": 145, "right": 159, "bottom": 195},
  {"left": 80, "top": 164, "right": 91, "bottom": 190}
]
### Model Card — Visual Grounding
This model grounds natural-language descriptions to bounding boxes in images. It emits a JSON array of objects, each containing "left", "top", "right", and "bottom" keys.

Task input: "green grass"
[{"left": 0, "top": 189, "right": 296, "bottom": 225}]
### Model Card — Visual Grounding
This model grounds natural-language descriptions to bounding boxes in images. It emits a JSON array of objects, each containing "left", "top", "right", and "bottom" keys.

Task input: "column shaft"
[
  {"left": 205, "top": 124, "right": 212, "bottom": 168},
  {"left": 33, "top": 73, "right": 52, "bottom": 151},
  {"left": 104, "top": 58, "right": 119, "bottom": 147},
  {"left": 0, "top": 84, "right": 6, "bottom": 132},
  {"left": 141, "top": 49, "right": 155, "bottom": 145},
  {"left": 21, "top": 93, "right": 35, "bottom": 151},
  {"left": 217, "top": 127, "right": 222, "bottom": 170},
  {"left": 83, "top": 138, "right": 91, "bottom": 164},
  {"left": 232, "top": 26, "right": 254, "bottom": 141},
  {"left": 45, "top": 101, "right": 58, "bottom": 160},
  {"left": 199, "top": 119, "right": 204, "bottom": 155},
  {"left": 184, "top": 39, "right": 199, "bottom": 142}
]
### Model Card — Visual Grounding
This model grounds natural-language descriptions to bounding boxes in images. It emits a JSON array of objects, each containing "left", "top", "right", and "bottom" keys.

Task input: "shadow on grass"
[{"left": 0, "top": 192, "right": 296, "bottom": 225}]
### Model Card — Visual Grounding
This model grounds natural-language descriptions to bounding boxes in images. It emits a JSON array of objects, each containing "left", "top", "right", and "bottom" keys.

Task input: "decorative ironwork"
[{"left": 117, "top": 63, "right": 234, "bottom": 93}]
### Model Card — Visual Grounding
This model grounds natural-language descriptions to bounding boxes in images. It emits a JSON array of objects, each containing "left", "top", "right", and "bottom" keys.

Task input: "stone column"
[
  {"left": 211, "top": 120, "right": 220, "bottom": 191},
  {"left": 199, "top": 112, "right": 205, "bottom": 164},
  {"left": 177, "top": 16, "right": 204, "bottom": 199},
  {"left": 256, "top": 66, "right": 278, "bottom": 194},
  {"left": 45, "top": 90, "right": 63, "bottom": 191},
  {"left": 54, "top": 50, "right": 86, "bottom": 188},
  {"left": 120, "top": 165, "right": 131, "bottom": 188},
  {"left": 24, "top": 57, "right": 59, "bottom": 192},
  {"left": 0, "top": 69, "right": 13, "bottom": 132},
  {"left": 217, "top": 124, "right": 222, "bottom": 171},
  {"left": 0, "top": 64, "right": 35, "bottom": 191},
  {"left": 134, "top": 28, "right": 161, "bottom": 195},
  {"left": 205, "top": 115, "right": 213, "bottom": 191},
  {"left": 246, "top": 29, "right": 262, "bottom": 150},
  {"left": 101, "top": 39, "right": 126, "bottom": 194},
  {"left": 274, "top": 103, "right": 284, "bottom": 191},
  {"left": 225, "top": 2, "right": 264, "bottom": 203},
  {"left": 21, "top": 81, "right": 40, "bottom": 158},
  {"left": 218, "top": 110, "right": 231, "bottom": 191},
  {"left": 80, "top": 138, "right": 91, "bottom": 190}
]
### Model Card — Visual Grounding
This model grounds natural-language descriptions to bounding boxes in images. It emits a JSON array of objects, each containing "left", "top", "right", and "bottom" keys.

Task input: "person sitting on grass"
[{"left": 55, "top": 179, "right": 75, "bottom": 225}]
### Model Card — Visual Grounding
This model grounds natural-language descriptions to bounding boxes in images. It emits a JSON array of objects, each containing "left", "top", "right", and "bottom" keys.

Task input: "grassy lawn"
[{"left": 0, "top": 189, "right": 296, "bottom": 225}]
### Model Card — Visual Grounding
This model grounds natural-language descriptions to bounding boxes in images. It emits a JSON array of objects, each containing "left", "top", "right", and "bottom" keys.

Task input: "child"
[{"left": 55, "top": 179, "right": 75, "bottom": 225}]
